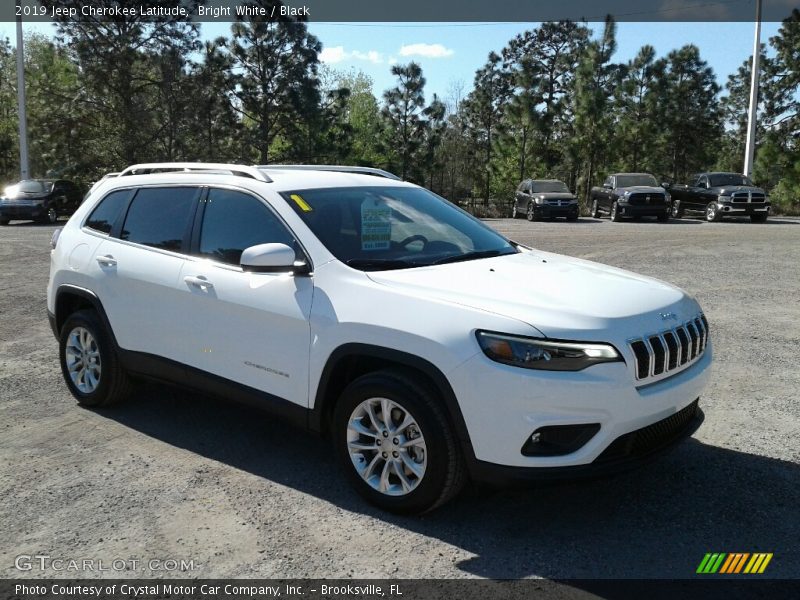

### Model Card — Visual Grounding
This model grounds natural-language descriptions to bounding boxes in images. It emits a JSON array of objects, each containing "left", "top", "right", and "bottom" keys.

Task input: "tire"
[
  {"left": 750, "top": 213, "right": 768, "bottom": 223},
  {"left": 511, "top": 203, "right": 518, "bottom": 219},
  {"left": 526, "top": 203, "right": 536, "bottom": 221},
  {"left": 332, "top": 369, "right": 466, "bottom": 514},
  {"left": 591, "top": 199, "right": 600, "bottom": 218},
  {"left": 610, "top": 201, "right": 621, "bottom": 222},
  {"left": 58, "top": 309, "right": 133, "bottom": 407},
  {"left": 47, "top": 207, "right": 58, "bottom": 224},
  {"left": 657, "top": 212, "right": 669, "bottom": 223},
  {"left": 705, "top": 203, "right": 722, "bottom": 222},
  {"left": 671, "top": 201, "right": 684, "bottom": 219},
  {"left": 567, "top": 213, "right": 578, "bottom": 222},
  {"left": 0, "top": 218, "right": 9, "bottom": 226}
]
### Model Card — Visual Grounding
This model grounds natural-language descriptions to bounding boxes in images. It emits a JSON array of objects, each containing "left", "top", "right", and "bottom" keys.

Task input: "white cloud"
[
  {"left": 388, "top": 56, "right": 398, "bottom": 66},
  {"left": 319, "top": 46, "right": 347, "bottom": 64},
  {"left": 319, "top": 46, "right": 383, "bottom": 65},
  {"left": 398, "top": 43, "right": 454, "bottom": 59}
]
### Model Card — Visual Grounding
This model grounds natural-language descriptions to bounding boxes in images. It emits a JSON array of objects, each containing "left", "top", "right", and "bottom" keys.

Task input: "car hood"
[
  {"left": 366, "top": 250, "right": 699, "bottom": 341},
  {"left": 533, "top": 192, "right": 576, "bottom": 201},
  {"left": 616, "top": 186, "right": 666, "bottom": 195},
  {"left": 714, "top": 185, "right": 765, "bottom": 195}
]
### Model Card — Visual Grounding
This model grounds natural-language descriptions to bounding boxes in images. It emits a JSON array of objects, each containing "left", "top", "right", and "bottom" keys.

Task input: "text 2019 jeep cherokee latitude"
[{"left": 47, "top": 163, "right": 712, "bottom": 513}]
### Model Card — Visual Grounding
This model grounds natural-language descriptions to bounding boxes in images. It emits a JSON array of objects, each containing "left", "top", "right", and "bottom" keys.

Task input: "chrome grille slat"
[{"left": 629, "top": 314, "right": 709, "bottom": 381}]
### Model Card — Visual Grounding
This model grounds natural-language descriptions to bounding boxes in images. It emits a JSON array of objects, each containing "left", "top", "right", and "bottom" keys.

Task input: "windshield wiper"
[
  {"left": 345, "top": 258, "right": 419, "bottom": 271},
  {"left": 429, "top": 249, "right": 516, "bottom": 265}
]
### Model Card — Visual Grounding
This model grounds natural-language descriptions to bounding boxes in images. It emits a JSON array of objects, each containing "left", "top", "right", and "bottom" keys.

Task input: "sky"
[{"left": 0, "top": 20, "right": 784, "bottom": 102}]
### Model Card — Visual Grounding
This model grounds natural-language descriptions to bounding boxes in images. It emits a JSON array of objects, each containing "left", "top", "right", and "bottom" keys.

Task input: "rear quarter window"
[{"left": 85, "top": 190, "right": 131, "bottom": 234}]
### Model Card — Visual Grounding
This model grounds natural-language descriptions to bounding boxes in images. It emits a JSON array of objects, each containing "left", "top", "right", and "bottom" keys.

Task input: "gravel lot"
[{"left": 2, "top": 215, "right": 799, "bottom": 580}]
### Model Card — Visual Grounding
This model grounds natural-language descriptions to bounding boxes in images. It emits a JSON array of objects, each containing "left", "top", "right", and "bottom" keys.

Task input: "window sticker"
[
  {"left": 360, "top": 197, "right": 392, "bottom": 251},
  {"left": 290, "top": 194, "right": 313, "bottom": 212}
]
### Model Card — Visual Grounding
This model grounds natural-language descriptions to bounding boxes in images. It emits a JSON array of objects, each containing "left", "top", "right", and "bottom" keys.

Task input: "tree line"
[{"left": 0, "top": 1, "right": 798, "bottom": 215}]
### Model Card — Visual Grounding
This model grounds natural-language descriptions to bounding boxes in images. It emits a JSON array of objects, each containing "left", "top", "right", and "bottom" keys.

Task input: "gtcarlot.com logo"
[
  {"left": 696, "top": 552, "right": 773, "bottom": 574},
  {"left": 15, "top": 554, "right": 199, "bottom": 573}
]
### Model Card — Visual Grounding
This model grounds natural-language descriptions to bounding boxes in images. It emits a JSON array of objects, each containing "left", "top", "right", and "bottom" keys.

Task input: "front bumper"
[
  {"left": 717, "top": 201, "right": 770, "bottom": 215},
  {"left": 0, "top": 202, "right": 47, "bottom": 220},
  {"left": 533, "top": 204, "right": 579, "bottom": 218},
  {"left": 448, "top": 343, "right": 712, "bottom": 474},
  {"left": 617, "top": 202, "right": 669, "bottom": 217}
]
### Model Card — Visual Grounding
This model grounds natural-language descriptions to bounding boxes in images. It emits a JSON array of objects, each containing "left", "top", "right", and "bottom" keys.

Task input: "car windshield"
[
  {"left": 531, "top": 181, "right": 570, "bottom": 193},
  {"left": 708, "top": 174, "right": 754, "bottom": 187},
  {"left": 282, "top": 186, "right": 518, "bottom": 270},
  {"left": 615, "top": 175, "right": 658, "bottom": 187}
]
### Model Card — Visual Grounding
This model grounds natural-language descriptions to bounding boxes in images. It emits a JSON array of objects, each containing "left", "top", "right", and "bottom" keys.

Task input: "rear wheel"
[
  {"left": 333, "top": 369, "right": 466, "bottom": 514},
  {"left": 750, "top": 213, "right": 768, "bottom": 223},
  {"left": 58, "top": 310, "right": 132, "bottom": 407}
]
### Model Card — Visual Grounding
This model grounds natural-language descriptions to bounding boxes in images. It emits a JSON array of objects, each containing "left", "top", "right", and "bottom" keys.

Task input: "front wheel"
[
  {"left": 657, "top": 212, "right": 669, "bottom": 222},
  {"left": 511, "top": 203, "right": 518, "bottom": 219},
  {"left": 706, "top": 203, "right": 722, "bottom": 222},
  {"left": 0, "top": 218, "right": 9, "bottom": 226},
  {"left": 59, "top": 310, "right": 132, "bottom": 407},
  {"left": 591, "top": 199, "right": 600, "bottom": 218},
  {"left": 333, "top": 369, "right": 466, "bottom": 514},
  {"left": 526, "top": 203, "right": 536, "bottom": 221},
  {"left": 671, "top": 202, "right": 684, "bottom": 219},
  {"left": 610, "top": 201, "right": 621, "bottom": 222}
]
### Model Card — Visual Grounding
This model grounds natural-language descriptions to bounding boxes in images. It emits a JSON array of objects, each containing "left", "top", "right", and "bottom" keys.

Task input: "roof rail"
[
  {"left": 256, "top": 164, "right": 401, "bottom": 181},
  {"left": 119, "top": 162, "right": 272, "bottom": 182}
]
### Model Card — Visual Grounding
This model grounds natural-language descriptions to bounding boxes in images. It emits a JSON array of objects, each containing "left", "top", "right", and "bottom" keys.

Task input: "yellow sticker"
[{"left": 290, "top": 194, "right": 312, "bottom": 212}]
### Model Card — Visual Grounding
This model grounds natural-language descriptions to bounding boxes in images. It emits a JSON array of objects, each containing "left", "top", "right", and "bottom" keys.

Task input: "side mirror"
[
  {"left": 240, "top": 243, "right": 301, "bottom": 273},
  {"left": 603, "top": 182, "right": 612, "bottom": 189},
  {"left": 661, "top": 182, "right": 671, "bottom": 189}
]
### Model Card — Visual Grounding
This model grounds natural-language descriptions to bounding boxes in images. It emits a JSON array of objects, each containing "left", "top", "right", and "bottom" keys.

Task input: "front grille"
[
  {"left": 628, "top": 314, "right": 708, "bottom": 381},
  {"left": 595, "top": 399, "right": 700, "bottom": 463},
  {"left": 731, "top": 192, "right": 766, "bottom": 203},
  {"left": 627, "top": 193, "right": 666, "bottom": 206}
]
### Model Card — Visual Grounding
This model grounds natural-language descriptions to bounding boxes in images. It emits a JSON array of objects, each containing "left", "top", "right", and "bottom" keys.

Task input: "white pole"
[
  {"left": 15, "top": 6, "right": 30, "bottom": 179},
  {"left": 743, "top": 0, "right": 762, "bottom": 178}
]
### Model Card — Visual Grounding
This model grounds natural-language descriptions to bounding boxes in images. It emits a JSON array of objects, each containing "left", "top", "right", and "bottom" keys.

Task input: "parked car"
[
  {"left": 512, "top": 179, "right": 579, "bottom": 221},
  {"left": 590, "top": 173, "right": 670, "bottom": 222},
  {"left": 667, "top": 172, "right": 769, "bottom": 223},
  {"left": 48, "top": 162, "right": 711, "bottom": 514},
  {"left": 0, "top": 179, "right": 83, "bottom": 225}
]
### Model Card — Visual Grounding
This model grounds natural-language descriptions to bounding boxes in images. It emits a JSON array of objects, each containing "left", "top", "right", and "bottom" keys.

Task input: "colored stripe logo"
[{"left": 697, "top": 553, "right": 773, "bottom": 574}]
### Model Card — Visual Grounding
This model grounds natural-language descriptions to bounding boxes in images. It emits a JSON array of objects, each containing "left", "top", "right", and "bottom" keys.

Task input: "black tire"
[
  {"left": 750, "top": 213, "right": 768, "bottom": 223},
  {"left": 511, "top": 203, "right": 519, "bottom": 219},
  {"left": 58, "top": 309, "right": 132, "bottom": 407},
  {"left": 671, "top": 201, "right": 684, "bottom": 219},
  {"left": 657, "top": 212, "right": 669, "bottom": 222},
  {"left": 705, "top": 203, "right": 722, "bottom": 222},
  {"left": 0, "top": 218, "right": 9, "bottom": 226},
  {"left": 526, "top": 203, "right": 536, "bottom": 221},
  {"left": 567, "top": 213, "right": 578, "bottom": 222},
  {"left": 610, "top": 201, "right": 621, "bottom": 222},
  {"left": 591, "top": 199, "right": 600, "bottom": 218},
  {"left": 332, "top": 369, "right": 466, "bottom": 514}
]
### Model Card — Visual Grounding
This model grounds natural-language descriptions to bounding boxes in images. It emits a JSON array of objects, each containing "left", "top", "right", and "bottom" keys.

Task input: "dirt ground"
[{"left": 2, "top": 214, "right": 799, "bottom": 580}]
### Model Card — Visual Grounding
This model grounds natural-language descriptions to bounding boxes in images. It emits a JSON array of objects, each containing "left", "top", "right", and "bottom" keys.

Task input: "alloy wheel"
[
  {"left": 346, "top": 397, "right": 427, "bottom": 496},
  {"left": 65, "top": 326, "right": 102, "bottom": 393}
]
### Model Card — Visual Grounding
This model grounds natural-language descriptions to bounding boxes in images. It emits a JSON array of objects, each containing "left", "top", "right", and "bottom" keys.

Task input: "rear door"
[
  {"left": 90, "top": 186, "right": 201, "bottom": 360},
  {"left": 177, "top": 187, "right": 314, "bottom": 407}
]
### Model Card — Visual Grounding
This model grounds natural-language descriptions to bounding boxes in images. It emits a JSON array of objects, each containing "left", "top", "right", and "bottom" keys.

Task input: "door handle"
[
  {"left": 95, "top": 255, "right": 117, "bottom": 267},
  {"left": 184, "top": 276, "right": 214, "bottom": 290}
]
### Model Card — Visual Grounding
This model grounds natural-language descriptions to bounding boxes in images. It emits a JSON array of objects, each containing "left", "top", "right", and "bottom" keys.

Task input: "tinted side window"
[
  {"left": 199, "top": 189, "right": 295, "bottom": 266},
  {"left": 120, "top": 187, "right": 196, "bottom": 251},
  {"left": 85, "top": 190, "right": 130, "bottom": 234}
]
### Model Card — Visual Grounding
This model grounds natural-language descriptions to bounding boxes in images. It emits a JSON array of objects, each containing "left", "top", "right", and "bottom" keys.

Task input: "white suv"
[{"left": 47, "top": 163, "right": 712, "bottom": 513}]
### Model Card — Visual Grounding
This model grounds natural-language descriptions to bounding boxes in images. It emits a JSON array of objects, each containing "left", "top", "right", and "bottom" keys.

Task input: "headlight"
[
  {"left": 534, "top": 196, "right": 545, "bottom": 205},
  {"left": 476, "top": 331, "right": 622, "bottom": 371}
]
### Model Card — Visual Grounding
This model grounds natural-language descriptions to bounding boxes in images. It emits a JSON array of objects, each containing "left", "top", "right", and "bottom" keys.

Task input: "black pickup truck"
[
  {"left": 590, "top": 173, "right": 670, "bottom": 222},
  {"left": 667, "top": 172, "right": 769, "bottom": 223}
]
